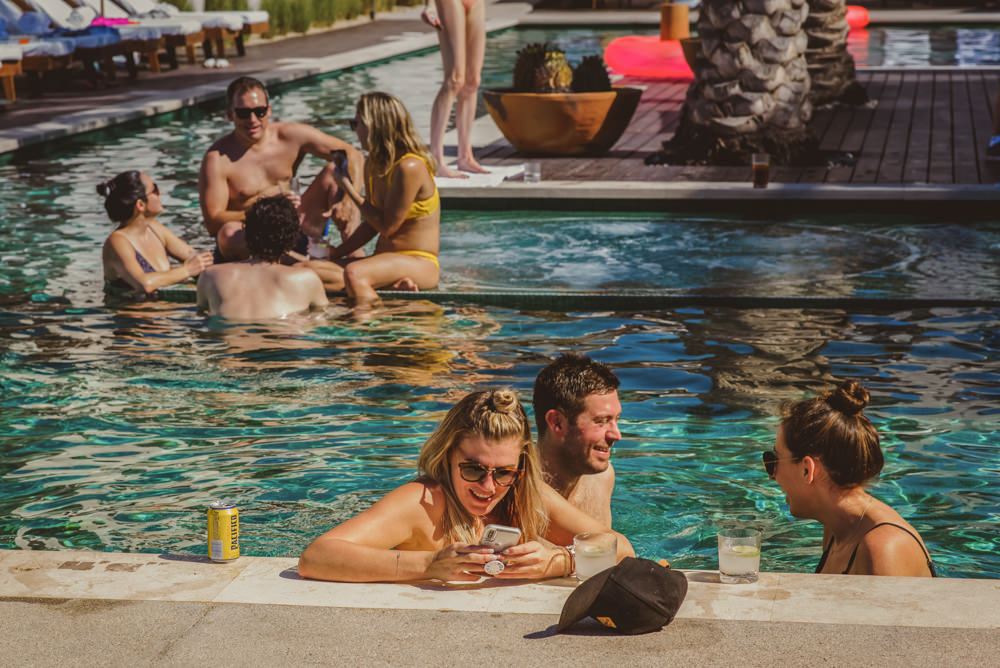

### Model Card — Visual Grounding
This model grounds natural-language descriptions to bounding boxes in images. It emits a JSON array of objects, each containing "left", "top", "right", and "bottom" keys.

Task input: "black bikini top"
[{"left": 816, "top": 522, "right": 937, "bottom": 577}]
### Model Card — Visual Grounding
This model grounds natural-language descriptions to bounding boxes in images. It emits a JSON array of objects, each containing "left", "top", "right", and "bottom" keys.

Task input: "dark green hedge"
[{"left": 256, "top": 0, "right": 421, "bottom": 37}]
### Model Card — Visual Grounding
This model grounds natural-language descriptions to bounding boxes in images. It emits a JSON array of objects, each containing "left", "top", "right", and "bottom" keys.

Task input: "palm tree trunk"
[
  {"left": 652, "top": 0, "right": 817, "bottom": 166},
  {"left": 805, "top": 0, "right": 868, "bottom": 105}
]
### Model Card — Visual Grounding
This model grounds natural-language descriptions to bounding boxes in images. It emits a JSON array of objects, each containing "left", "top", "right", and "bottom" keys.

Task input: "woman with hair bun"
[
  {"left": 299, "top": 389, "right": 634, "bottom": 582},
  {"left": 100, "top": 171, "right": 213, "bottom": 297},
  {"left": 763, "top": 380, "right": 936, "bottom": 577}
]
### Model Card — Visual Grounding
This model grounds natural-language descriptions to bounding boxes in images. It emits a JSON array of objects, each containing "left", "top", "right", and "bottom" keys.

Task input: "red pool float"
[
  {"left": 847, "top": 5, "right": 870, "bottom": 30},
  {"left": 604, "top": 35, "right": 693, "bottom": 80}
]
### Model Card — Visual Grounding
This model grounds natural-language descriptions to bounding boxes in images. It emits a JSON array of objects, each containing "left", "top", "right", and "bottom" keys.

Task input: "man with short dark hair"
[
  {"left": 199, "top": 76, "right": 364, "bottom": 261},
  {"left": 533, "top": 353, "right": 622, "bottom": 527},
  {"left": 197, "top": 196, "right": 328, "bottom": 319}
]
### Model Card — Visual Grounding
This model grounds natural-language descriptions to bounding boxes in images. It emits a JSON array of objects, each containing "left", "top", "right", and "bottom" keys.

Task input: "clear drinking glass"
[
  {"left": 524, "top": 161, "right": 541, "bottom": 183},
  {"left": 573, "top": 532, "right": 617, "bottom": 580},
  {"left": 289, "top": 177, "right": 301, "bottom": 196},
  {"left": 718, "top": 527, "right": 762, "bottom": 584}
]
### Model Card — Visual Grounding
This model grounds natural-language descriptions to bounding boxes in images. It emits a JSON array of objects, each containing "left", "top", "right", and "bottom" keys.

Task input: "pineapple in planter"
[
  {"left": 486, "top": 46, "right": 639, "bottom": 154},
  {"left": 571, "top": 55, "right": 612, "bottom": 93},
  {"left": 513, "top": 43, "right": 572, "bottom": 93}
]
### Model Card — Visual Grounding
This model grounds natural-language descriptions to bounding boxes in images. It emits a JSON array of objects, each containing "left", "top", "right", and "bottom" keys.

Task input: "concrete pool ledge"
[
  {"left": 2, "top": 549, "right": 998, "bottom": 664},
  {"left": 439, "top": 180, "right": 1000, "bottom": 211},
  {"left": 2, "top": 548, "right": 999, "bottom": 627}
]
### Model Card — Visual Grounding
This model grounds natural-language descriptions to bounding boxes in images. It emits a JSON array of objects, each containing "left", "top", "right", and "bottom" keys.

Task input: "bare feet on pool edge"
[
  {"left": 456, "top": 158, "right": 490, "bottom": 174},
  {"left": 389, "top": 277, "right": 419, "bottom": 292},
  {"left": 436, "top": 163, "right": 469, "bottom": 179}
]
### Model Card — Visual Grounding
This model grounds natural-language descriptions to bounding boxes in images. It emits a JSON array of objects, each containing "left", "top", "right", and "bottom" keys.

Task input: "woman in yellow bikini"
[{"left": 304, "top": 92, "right": 440, "bottom": 305}]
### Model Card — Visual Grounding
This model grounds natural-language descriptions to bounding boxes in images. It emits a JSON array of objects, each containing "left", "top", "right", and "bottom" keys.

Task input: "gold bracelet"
[{"left": 562, "top": 545, "right": 575, "bottom": 577}]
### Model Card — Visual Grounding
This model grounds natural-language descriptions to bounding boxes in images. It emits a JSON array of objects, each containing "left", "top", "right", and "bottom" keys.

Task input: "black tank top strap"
[
  {"left": 815, "top": 535, "right": 834, "bottom": 573},
  {"left": 843, "top": 522, "right": 937, "bottom": 576}
]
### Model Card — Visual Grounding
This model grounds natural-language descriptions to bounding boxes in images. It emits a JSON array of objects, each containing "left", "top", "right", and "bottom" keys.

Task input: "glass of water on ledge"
[
  {"left": 718, "top": 527, "right": 761, "bottom": 584},
  {"left": 574, "top": 531, "right": 617, "bottom": 580}
]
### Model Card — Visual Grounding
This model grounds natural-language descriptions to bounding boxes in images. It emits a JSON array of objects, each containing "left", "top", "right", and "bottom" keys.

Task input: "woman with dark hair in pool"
[
  {"left": 298, "top": 388, "right": 634, "bottom": 582},
  {"left": 764, "top": 380, "right": 936, "bottom": 577},
  {"left": 100, "top": 171, "right": 213, "bottom": 297}
]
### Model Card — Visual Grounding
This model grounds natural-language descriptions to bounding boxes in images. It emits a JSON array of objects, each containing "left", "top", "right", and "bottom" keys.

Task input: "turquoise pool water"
[
  {"left": 1, "top": 27, "right": 999, "bottom": 579},
  {"left": 850, "top": 24, "right": 1000, "bottom": 68},
  {"left": 2, "top": 206, "right": 998, "bottom": 577}
]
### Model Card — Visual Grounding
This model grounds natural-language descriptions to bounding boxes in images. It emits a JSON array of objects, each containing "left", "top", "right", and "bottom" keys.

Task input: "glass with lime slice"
[{"left": 718, "top": 527, "right": 762, "bottom": 584}]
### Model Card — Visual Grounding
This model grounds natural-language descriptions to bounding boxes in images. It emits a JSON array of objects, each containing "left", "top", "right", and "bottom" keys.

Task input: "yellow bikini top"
[{"left": 367, "top": 152, "right": 440, "bottom": 219}]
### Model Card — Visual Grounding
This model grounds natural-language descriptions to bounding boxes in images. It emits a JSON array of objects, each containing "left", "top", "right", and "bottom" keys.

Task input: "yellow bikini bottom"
[{"left": 394, "top": 249, "right": 439, "bottom": 269}]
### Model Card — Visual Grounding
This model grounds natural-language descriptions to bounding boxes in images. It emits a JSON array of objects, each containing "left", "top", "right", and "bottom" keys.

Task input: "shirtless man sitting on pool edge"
[{"left": 199, "top": 76, "right": 365, "bottom": 262}]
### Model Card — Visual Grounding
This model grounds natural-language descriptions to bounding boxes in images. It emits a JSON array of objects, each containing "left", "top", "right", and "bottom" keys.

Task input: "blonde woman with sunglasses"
[{"left": 299, "top": 389, "right": 634, "bottom": 583}]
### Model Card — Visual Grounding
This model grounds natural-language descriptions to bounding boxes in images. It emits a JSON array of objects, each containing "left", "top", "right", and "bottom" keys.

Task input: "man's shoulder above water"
[
  {"left": 198, "top": 261, "right": 327, "bottom": 320},
  {"left": 564, "top": 465, "right": 615, "bottom": 529}
]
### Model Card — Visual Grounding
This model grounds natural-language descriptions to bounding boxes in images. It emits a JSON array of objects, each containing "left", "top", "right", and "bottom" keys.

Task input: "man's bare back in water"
[{"left": 197, "top": 196, "right": 328, "bottom": 320}]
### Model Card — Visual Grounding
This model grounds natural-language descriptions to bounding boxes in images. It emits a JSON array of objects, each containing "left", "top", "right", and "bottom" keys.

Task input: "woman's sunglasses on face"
[
  {"left": 146, "top": 182, "right": 159, "bottom": 197},
  {"left": 762, "top": 450, "right": 799, "bottom": 479},
  {"left": 233, "top": 105, "right": 269, "bottom": 120},
  {"left": 349, "top": 118, "right": 358, "bottom": 131},
  {"left": 458, "top": 462, "right": 522, "bottom": 487}
]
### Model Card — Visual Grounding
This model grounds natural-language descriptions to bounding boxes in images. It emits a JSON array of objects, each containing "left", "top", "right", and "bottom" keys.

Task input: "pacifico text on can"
[{"left": 207, "top": 501, "right": 240, "bottom": 562}]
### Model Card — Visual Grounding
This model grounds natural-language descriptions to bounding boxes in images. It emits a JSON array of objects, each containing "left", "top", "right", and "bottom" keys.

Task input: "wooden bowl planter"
[{"left": 482, "top": 87, "right": 643, "bottom": 156}]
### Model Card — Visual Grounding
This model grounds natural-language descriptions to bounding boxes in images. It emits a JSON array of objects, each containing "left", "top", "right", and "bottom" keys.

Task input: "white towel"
[{"left": 435, "top": 163, "right": 525, "bottom": 188}]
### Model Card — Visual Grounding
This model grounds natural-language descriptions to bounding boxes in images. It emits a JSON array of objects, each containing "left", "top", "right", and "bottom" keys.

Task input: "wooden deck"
[{"left": 477, "top": 70, "right": 1000, "bottom": 185}]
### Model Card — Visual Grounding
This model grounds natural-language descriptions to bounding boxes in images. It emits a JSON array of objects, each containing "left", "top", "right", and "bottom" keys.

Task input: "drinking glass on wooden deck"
[{"left": 752, "top": 153, "right": 770, "bottom": 189}]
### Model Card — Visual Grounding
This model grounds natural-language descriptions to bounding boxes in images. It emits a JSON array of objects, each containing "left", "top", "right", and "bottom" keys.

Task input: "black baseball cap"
[{"left": 557, "top": 557, "right": 688, "bottom": 634}]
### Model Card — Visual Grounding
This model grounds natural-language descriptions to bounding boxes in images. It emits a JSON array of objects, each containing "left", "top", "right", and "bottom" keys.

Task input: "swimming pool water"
[
  {"left": 849, "top": 24, "right": 1000, "bottom": 68},
  {"left": 1, "top": 26, "right": 999, "bottom": 579},
  {"left": 1, "top": 298, "right": 997, "bottom": 577}
]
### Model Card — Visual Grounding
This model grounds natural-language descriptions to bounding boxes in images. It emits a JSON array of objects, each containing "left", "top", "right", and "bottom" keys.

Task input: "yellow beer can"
[{"left": 207, "top": 501, "right": 240, "bottom": 562}]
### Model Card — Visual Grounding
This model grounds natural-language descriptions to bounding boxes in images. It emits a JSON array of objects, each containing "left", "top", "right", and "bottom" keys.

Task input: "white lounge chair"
[
  {"left": 3, "top": 0, "right": 125, "bottom": 81},
  {"left": 31, "top": 0, "right": 204, "bottom": 71},
  {"left": 114, "top": 0, "right": 268, "bottom": 58},
  {"left": 72, "top": 0, "right": 207, "bottom": 66},
  {"left": 1, "top": 2, "right": 92, "bottom": 88},
  {"left": 0, "top": 40, "right": 22, "bottom": 101}
]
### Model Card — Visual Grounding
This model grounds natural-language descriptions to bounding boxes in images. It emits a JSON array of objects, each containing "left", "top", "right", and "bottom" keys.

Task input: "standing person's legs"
[
  {"left": 455, "top": 0, "right": 488, "bottom": 174},
  {"left": 430, "top": 0, "right": 469, "bottom": 179}
]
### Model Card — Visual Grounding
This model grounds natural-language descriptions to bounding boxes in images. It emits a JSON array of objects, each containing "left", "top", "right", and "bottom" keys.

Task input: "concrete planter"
[{"left": 482, "top": 87, "right": 643, "bottom": 156}]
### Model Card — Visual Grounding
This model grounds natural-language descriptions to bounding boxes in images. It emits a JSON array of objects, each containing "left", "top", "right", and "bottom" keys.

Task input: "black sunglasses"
[
  {"left": 349, "top": 118, "right": 358, "bottom": 131},
  {"left": 762, "top": 450, "right": 799, "bottom": 478},
  {"left": 233, "top": 105, "right": 268, "bottom": 120},
  {"left": 145, "top": 182, "right": 159, "bottom": 198},
  {"left": 458, "top": 462, "right": 522, "bottom": 487}
]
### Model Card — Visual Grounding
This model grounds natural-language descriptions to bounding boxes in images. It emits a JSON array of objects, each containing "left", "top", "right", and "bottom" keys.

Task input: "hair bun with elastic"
[
  {"left": 96, "top": 180, "right": 113, "bottom": 197},
  {"left": 488, "top": 389, "right": 518, "bottom": 414},
  {"left": 825, "top": 380, "right": 869, "bottom": 416}
]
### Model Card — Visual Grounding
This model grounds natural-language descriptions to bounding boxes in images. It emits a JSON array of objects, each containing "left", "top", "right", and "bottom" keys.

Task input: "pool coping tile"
[
  {"left": 0, "top": 549, "right": 248, "bottom": 603},
  {"left": 4, "top": 549, "right": 999, "bottom": 630}
]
